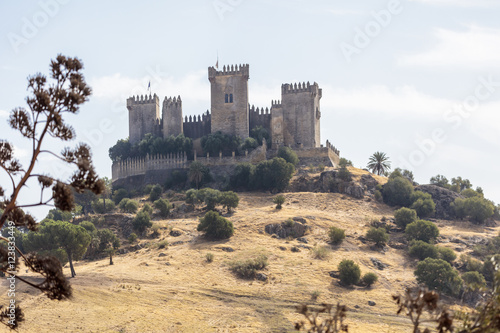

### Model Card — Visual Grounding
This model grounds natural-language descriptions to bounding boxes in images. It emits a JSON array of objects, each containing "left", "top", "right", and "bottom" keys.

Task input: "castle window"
[
  {"left": 225, "top": 94, "right": 229, "bottom": 103},
  {"left": 229, "top": 94, "right": 233, "bottom": 103}
]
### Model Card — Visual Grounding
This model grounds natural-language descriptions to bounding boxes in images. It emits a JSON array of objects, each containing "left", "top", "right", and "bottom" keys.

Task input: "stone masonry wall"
[
  {"left": 127, "top": 94, "right": 161, "bottom": 144},
  {"left": 209, "top": 65, "right": 249, "bottom": 139}
]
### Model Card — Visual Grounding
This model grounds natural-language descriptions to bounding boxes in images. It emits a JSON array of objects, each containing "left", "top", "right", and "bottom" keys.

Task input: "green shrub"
[
  {"left": 128, "top": 233, "right": 138, "bottom": 243},
  {"left": 151, "top": 224, "right": 160, "bottom": 238},
  {"left": 328, "top": 227, "right": 345, "bottom": 245},
  {"left": 337, "top": 166, "right": 352, "bottom": 182},
  {"left": 141, "top": 204, "right": 153, "bottom": 217},
  {"left": 119, "top": 198, "right": 139, "bottom": 213},
  {"left": 185, "top": 189, "right": 200, "bottom": 206},
  {"left": 338, "top": 158, "right": 352, "bottom": 168},
  {"left": 252, "top": 157, "right": 295, "bottom": 192},
  {"left": 318, "top": 164, "right": 326, "bottom": 172},
  {"left": 405, "top": 220, "right": 439, "bottom": 243},
  {"left": 312, "top": 245, "right": 329, "bottom": 260},
  {"left": 277, "top": 146, "right": 299, "bottom": 166},
  {"left": 112, "top": 188, "right": 129, "bottom": 204},
  {"left": 410, "top": 191, "right": 436, "bottom": 218},
  {"left": 437, "top": 247, "right": 456, "bottom": 264},
  {"left": 250, "top": 125, "right": 270, "bottom": 147},
  {"left": 374, "top": 190, "right": 382, "bottom": 202},
  {"left": 149, "top": 184, "right": 163, "bottom": 201},
  {"left": 394, "top": 207, "right": 418, "bottom": 229},
  {"left": 462, "top": 271, "right": 486, "bottom": 291},
  {"left": 154, "top": 198, "right": 171, "bottom": 218},
  {"left": 482, "top": 254, "right": 500, "bottom": 282},
  {"left": 230, "top": 163, "right": 256, "bottom": 190},
  {"left": 362, "top": 272, "right": 378, "bottom": 287},
  {"left": 460, "top": 254, "right": 483, "bottom": 273},
  {"left": 132, "top": 211, "right": 152, "bottom": 233},
  {"left": 365, "top": 227, "right": 389, "bottom": 246},
  {"left": 197, "top": 211, "right": 234, "bottom": 240},
  {"left": 143, "top": 184, "right": 153, "bottom": 195},
  {"left": 382, "top": 176, "right": 414, "bottom": 207},
  {"left": 79, "top": 221, "right": 96, "bottom": 234},
  {"left": 414, "top": 258, "right": 462, "bottom": 296},
  {"left": 205, "top": 253, "right": 214, "bottom": 263},
  {"left": 465, "top": 197, "right": 494, "bottom": 224},
  {"left": 157, "top": 240, "right": 168, "bottom": 249},
  {"left": 201, "top": 131, "right": 241, "bottom": 156},
  {"left": 452, "top": 196, "right": 495, "bottom": 224},
  {"left": 408, "top": 240, "right": 438, "bottom": 261},
  {"left": 197, "top": 188, "right": 221, "bottom": 211},
  {"left": 273, "top": 195, "right": 285, "bottom": 209},
  {"left": 91, "top": 199, "right": 115, "bottom": 214},
  {"left": 230, "top": 254, "right": 268, "bottom": 278},
  {"left": 338, "top": 259, "right": 361, "bottom": 286},
  {"left": 220, "top": 191, "right": 239, "bottom": 213},
  {"left": 240, "top": 137, "right": 259, "bottom": 151}
]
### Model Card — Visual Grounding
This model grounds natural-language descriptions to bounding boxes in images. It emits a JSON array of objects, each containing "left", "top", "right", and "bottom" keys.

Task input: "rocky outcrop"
[
  {"left": 416, "top": 185, "right": 463, "bottom": 219},
  {"left": 265, "top": 219, "right": 310, "bottom": 239}
]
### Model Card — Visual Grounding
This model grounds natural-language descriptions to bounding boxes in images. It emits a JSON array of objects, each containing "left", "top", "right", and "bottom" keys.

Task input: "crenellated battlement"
[
  {"left": 127, "top": 94, "right": 159, "bottom": 107},
  {"left": 112, "top": 152, "right": 189, "bottom": 180},
  {"left": 208, "top": 64, "right": 250, "bottom": 80},
  {"left": 326, "top": 140, "right": 340, "bottom": 156},
  {"left": 163, "top": 95, "right": 182, "bottom": 108},
  {"left": 281, "top": 81, "right": 321, "bottom": 96},
  {"left": 271, "top": 100, "right": 282, "bottom": 107},
  {"left": 249, "top": 105, "right": 271, "bottom": 115}
]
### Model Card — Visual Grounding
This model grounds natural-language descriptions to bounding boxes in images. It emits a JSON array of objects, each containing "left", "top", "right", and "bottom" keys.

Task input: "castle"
[
  {"left": 112, "top": 64, "right": 340, "bottom": 184},
  {"left": 127, "top": 64, "right": 324, "bottom": 149}
]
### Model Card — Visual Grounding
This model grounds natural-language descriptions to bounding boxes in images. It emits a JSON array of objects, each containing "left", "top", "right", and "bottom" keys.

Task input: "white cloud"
[
  {"left": 0, "top": 109, "right": 9, "bottom": 118},
  {"left": 321, "top": 85, "right": 450, "bottom": 118},
  {"left": 410, "top": 0, "right": 500, "bottom": 6},
  {"left": 467, "top": 101, "right": 500, "bottom": 145},
  {"left": 398, "top": 26, "right": 500, "bottom": 69},
  {"left": 329, "top": 9, "right": 362, "bottom": 16}
]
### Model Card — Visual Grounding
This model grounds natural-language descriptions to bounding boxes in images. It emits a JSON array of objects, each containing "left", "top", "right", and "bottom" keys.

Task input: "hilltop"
[{"left": 3, "top": 167, "right": 499, "bottom": 332}]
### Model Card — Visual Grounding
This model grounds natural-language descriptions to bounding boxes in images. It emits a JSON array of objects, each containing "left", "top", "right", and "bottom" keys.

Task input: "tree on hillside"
[
  {"left": 23, "top": 220, "right": 91, "bottom": 277},
  {"left": 0, "top": 55, "right": 103, "bottom": 329},
  {"left": 100, "top": 176, "right": 113, "bottom": 212},
  {"left": 367, "top": 151, "right": 391, "bottom": 175},
  {"left": 430, "top": 174, "right": 449, "bottom": 188},
  {"left": 189, "top": 161, "right": 206, "bottom": 189},
  {"left": 97, "top": 229, "right": 120, "bottom": 265}
]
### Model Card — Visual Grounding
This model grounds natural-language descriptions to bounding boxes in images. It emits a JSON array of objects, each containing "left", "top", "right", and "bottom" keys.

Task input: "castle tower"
[
  {"left": 127, "top": 94, "right": 160, "bottom": 144},
  {"left": 208, "top": 64, "right": 250, "bottom": 139},
  {"left": 162, "top": 96, "right": 183, "bottom": 137},
  {"left": 279, "top": 82, "right": 322, "bottom": 148}
]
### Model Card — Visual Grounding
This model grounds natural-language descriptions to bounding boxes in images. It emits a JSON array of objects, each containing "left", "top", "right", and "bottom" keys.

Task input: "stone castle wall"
[
  {"left": 127, "top": 94, "right": 161, "bottom": 144},
  {"left": 249, "top": 105, "right": 272, "bottom": 134},
  {"left": 279, "top": 82, "right": 321, "bottom": 148},
  {"left": 208, "top": 64, "right": 249, "bottom": 139},
  {"left": 183, "top": 111, "right": 211, "bottom": 139}
]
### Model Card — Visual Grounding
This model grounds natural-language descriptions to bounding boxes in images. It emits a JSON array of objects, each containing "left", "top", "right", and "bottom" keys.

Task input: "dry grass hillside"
[{"left": 2, "top": 168, "right": 499, "bottom": 333}]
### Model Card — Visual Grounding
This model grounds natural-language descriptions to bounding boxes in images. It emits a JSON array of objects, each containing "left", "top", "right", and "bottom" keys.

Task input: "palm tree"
[
  {"left": 189, "top": 161, "right": 205, "bottom": 189},
  {"left": 367, "top": 152, "right": 391, "bottom": 175}
]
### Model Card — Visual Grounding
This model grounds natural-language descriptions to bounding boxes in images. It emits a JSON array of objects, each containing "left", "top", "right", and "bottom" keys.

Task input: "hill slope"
[{"left": 3, "top": 186, "right": 498, "bottom": 332}]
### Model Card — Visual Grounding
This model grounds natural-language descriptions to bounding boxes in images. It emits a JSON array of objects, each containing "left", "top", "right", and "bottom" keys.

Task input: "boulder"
[
  {"left": 265, "top": 221, "right": 310, "bottom": 239},
  {"left": 345, "top": 184, "right": 364, "bottom": 199},
  {"left": 361, "top": 174, "right": 378, "bottom": 193},
  {"left": 415, "top": 185, "right": 463, "bottom": 219}
]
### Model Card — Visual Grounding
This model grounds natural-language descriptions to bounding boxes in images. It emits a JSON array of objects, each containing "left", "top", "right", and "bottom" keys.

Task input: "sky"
[{"left": 0, "top": 0, "right": 499, "bottom": 219}]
